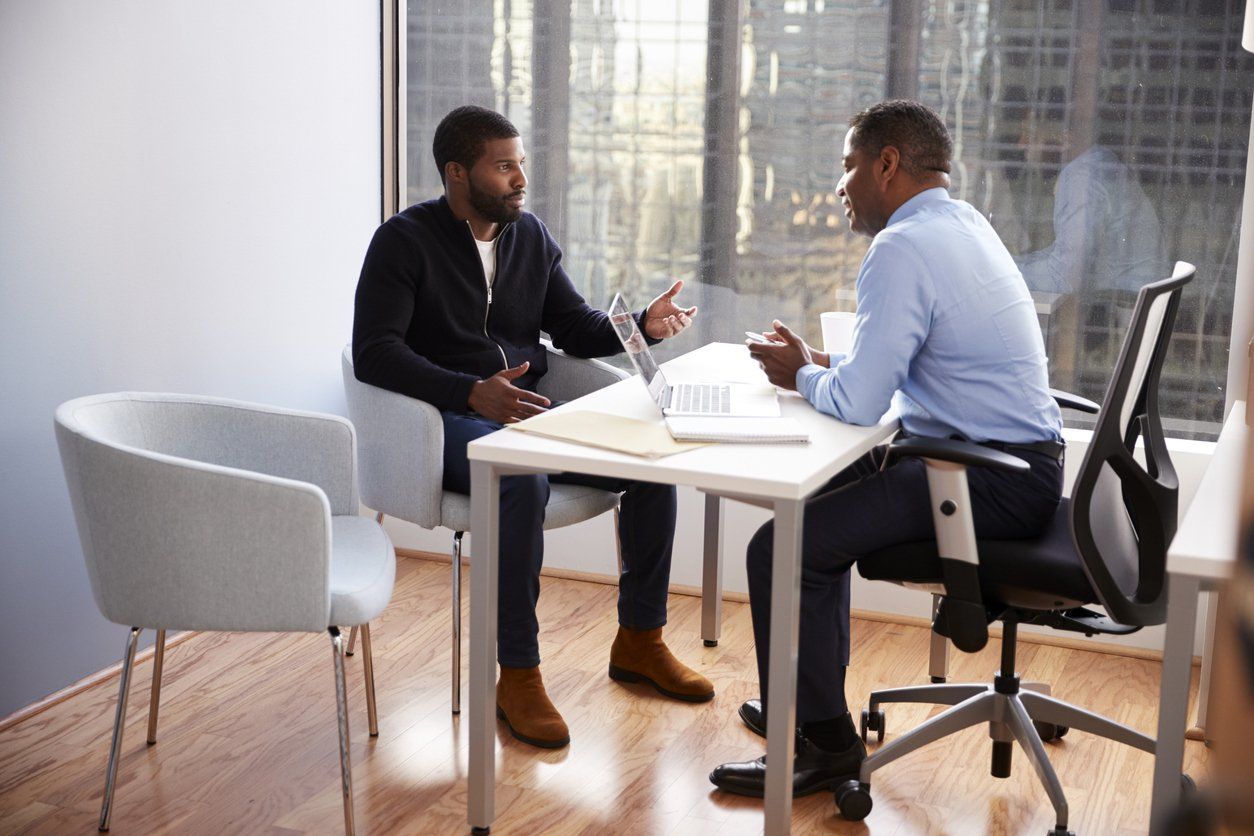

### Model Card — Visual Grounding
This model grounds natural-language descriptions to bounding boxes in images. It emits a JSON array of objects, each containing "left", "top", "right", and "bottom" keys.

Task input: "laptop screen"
[{"left": 608, "top": 293, "right": 668, "bottom": 406}]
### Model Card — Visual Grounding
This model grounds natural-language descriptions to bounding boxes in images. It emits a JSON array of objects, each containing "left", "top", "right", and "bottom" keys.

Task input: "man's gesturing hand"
[
  {"left": 643, "top": 279, "right": 698, "bottom": 339},
  {"left": 746, "top": 320, "right": 815, "bottom": 391},
  {"left": 467, "top": 361, "right": 551, "bottom": 424}
]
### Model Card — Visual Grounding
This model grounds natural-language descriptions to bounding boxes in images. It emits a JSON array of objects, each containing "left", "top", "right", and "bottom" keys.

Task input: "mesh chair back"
[{"left": 1069, "top": 261, "right": 1193, "bottom": 626}]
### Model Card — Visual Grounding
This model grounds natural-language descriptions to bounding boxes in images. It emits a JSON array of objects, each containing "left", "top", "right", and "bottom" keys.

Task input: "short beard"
[{"left": 468, "top": 177, "right": 523, "bottom": 224}]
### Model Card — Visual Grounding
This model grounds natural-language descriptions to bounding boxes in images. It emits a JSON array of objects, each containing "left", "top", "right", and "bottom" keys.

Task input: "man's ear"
[
  {"left": 445, "top": 161, "right": 466, "bottom": 184},
  {"left": 877, "top": 146, "right": 900, "bottom": 185}
]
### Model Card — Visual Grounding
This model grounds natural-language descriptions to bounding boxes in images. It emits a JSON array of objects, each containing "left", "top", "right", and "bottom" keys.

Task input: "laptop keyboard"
[{"left": 673, "top": 383, "right": 731, "bottom": 414}]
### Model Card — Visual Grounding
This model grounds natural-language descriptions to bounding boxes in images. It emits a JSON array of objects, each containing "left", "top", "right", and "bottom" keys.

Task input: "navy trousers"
[
  {"left": 442, "top": 411, "right": 678, "bottom": 668},
  {"left": 746, "top": 445, "right": 1063, "bottom": 724}
]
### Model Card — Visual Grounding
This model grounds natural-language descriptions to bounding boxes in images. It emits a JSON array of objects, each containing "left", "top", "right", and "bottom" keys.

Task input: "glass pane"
[{"left": 405, "top": 0, "right": 1253, "bottom": 441}]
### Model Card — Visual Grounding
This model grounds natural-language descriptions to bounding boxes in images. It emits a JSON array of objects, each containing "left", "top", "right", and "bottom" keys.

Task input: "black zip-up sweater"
[{"left": 353, "top": 196, "right": 648, "bottom": 411}]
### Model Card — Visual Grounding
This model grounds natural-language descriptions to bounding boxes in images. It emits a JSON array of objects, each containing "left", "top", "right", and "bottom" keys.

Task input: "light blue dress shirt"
[{"left": 797, "top": 187, "right": 1063, "bottom": 443}]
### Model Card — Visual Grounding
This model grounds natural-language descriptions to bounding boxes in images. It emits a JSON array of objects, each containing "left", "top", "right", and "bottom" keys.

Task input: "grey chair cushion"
[
  {"left": 329, "top": 515, "right": 396, "bottom": 626},
  {"left": 439, "top": 483, "right": 622, "bottom": 533}
]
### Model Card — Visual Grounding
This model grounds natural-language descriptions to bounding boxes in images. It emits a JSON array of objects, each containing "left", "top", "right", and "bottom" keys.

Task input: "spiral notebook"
[{"left": 664, "top": 415, "right": 810, "bottom": 444}]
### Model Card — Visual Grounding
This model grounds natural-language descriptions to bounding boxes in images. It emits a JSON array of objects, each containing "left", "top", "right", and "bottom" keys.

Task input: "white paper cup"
[{"left": 820, "top": 311, "right": 856, "bottom": 355}]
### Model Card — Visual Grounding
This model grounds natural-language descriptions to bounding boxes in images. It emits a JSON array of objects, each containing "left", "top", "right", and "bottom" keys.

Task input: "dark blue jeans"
[
  {"left": 746, "top": 445, "right": 1063, "bottom": 724},
  {"left": 442, "top": 411, "right": 678, "bottom": 668}
]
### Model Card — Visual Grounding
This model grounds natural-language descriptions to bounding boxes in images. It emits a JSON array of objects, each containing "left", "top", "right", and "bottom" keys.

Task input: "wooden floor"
[{"left": 0, "top": 555, "right": 1209, "bottom": 835}]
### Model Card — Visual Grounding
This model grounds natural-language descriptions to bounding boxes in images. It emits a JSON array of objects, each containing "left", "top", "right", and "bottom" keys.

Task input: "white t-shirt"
[{"left": 474, "top": 237, "right": 497, "bottom": 289}]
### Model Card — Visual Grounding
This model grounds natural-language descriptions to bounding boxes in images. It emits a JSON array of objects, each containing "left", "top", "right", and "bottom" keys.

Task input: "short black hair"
[
  {"left": 432, "top": 105, "right": 520, "bottom": 185},
  {"left": 848, "top": 100, "right": 952, "bottom": 179}
]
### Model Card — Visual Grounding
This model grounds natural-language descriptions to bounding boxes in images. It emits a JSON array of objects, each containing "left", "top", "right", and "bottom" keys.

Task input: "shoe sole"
[
  {"left": 495, "top": 706, "right": 569, "bottom": 749},
  {"left": 707, "top": 773, "right": 848, "bottom": 799},
  {"left": 608, "top": 663, "right": 715, "bottom": 703}
]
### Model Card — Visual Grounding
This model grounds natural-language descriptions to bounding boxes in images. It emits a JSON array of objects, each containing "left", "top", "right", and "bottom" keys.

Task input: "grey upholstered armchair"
[
  {"left": 340, "top": 339, "right": 627, "bottom": 712},
  {"left": 54, "top": 393, "right": 394, "bottom": 835}
]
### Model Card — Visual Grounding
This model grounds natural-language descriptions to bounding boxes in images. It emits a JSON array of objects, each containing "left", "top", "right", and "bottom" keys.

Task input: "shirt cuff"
[{"left": 795, "top": 363, "right": 826, "bottom": 399}]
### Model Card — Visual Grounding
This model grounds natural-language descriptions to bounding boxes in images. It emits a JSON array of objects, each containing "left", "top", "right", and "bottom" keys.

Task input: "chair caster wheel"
[
  {"left": 1181, "top": 772, "right": 1196, "bottom": 794},
  {"left": 703, "top": 639, "right": 718, "bottom": 647},
  {"left": 860, "top": 707, "right": 885, "bottom": 743},
  {"left": 1046, "top": 828, "right": 1075, "bottom": 836},
  {"left": 471, "top": 828, "right": 490, "bottom": 834},
  {"left": 930, "top": 675, "right": 946, "bottom": 683},
  {"left": 835, "top": 779, "right": 872, "bottom": 821},
  {"left": 1033, "top": 720, "right": 1069, "bottom": 742}
]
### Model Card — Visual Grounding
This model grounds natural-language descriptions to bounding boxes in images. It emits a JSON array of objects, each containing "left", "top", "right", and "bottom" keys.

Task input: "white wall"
[
  {"left": 0, "top": 1, "right": 380, "bottom": 717},
  {"left": 384, "top": 430, "right": 1219, "bottom": 655}
]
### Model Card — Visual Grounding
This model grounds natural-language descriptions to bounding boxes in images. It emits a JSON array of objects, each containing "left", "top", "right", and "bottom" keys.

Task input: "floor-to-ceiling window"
[{"left": 404, "top": 0, "right": 1253, "bottom": 440}]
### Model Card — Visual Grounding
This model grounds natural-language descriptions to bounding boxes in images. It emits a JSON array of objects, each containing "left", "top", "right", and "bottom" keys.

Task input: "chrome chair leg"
[
  {"left": 99, "top": 627, "right": 142, "bottom": 832},
  {"left": 146, "top": 629, "right": 166, "bottom": 745},
  {"left": 360, "top": 623, "right": 378, "bottom": 737},
  {"left": 452, "top": 531, "right": 464, "bottom": 715},
  {"left": 329, "top": 627, "right": 355, "bottom": 836}
]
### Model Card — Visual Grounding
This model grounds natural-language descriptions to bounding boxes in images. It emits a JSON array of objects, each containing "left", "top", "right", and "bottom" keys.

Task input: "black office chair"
[{"left": 835, "top": 262, "right": 1196, "bottom": 836}]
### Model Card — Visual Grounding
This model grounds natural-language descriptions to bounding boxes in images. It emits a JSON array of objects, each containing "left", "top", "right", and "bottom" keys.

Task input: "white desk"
[
  {"left": 465, "top": 342, "right": 896, "bottom": 834},
  {"left": 1150, "top": 400, "right": 1247, "bottom": 831}
]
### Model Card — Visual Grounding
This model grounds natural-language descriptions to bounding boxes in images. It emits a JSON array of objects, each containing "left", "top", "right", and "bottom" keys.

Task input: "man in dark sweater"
[{"left": 352, "top": 105, "right": 712, "bottom": 749}]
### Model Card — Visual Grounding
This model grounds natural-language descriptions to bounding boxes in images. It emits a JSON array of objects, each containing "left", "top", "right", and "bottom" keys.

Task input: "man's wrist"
[{"left": 466, "top": 379, "right": 484, "bottom": 411}]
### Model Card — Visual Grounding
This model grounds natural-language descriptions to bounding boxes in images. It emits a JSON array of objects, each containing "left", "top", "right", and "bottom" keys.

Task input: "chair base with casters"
[{"left": 837, "top": 617, "right": 1162, "bottom": 835}]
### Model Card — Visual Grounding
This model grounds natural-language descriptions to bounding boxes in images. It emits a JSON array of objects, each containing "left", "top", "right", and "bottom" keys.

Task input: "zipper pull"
[{"left": 487, "top": 286, "right": 493, "bottom": 305}]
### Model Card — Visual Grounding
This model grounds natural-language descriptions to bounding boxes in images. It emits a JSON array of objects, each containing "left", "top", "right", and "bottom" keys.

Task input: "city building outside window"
[{"left": 403, "top": 0, "right": 1253, "bottom": 440}]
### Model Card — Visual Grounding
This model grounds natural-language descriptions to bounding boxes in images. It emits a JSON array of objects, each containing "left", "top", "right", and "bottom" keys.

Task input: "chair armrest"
[
  {"left": 537, "top": 337, "right": 630, "bottom": 403},
  {"left": 887, "top": 436, "right": 1030, "bottom": 654},
  {"left": 887, "top": 436, "right": 1030, "bottom": 473},
  {"left": 342, "top": 347, "right": 445, "bottom": 528},
  {"left": 1049, "top": 388, "right": 1100, "bottom": 414}
]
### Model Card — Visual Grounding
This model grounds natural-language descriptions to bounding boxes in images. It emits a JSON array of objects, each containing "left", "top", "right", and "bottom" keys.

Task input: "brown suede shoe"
[
  {"left": 608, "top": 626, "right": 715, "bottom": 702},
  {"left": 496, "top": 666, "right": 569, "bottom": 749}
]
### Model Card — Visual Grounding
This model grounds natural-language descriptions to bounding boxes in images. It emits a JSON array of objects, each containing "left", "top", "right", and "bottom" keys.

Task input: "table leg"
[
  {"left": 1150, "top": 572, "right": 1200, "bottom": 833},
  {"left": 764, "top": 498, "right": 805, "bottom": 835},
  {"left": 1186, "top": 588, "right": 1219, "bottom": 742},
  {"left": 469, "top": 460, "right": 500, "bottom": 833},
  {"left": 701, "top": 493, "right": 724, "bottom": 647}
]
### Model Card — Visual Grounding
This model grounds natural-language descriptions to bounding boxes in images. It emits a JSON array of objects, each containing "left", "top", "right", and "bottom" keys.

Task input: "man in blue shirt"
[{"left": 710, "top": 100, "right": 1063, "bottom": 798}]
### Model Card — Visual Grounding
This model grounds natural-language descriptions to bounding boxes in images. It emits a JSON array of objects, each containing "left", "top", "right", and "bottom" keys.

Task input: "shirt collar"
[{"left": 885, "top": 187, "right": 951, "bottom": 228}]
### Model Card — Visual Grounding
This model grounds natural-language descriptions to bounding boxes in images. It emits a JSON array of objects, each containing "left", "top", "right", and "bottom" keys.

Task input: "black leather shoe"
[
  {"left": 709, "top": 731, "right": 865, "bottom": 798},
  {"left": 738, "top": 699, "right": 766, "bottom": 737}
]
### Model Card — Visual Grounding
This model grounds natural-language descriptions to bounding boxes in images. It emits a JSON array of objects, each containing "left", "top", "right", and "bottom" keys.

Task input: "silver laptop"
[{"left": 608, "top": 293, "right": 780, "bottom": 418}]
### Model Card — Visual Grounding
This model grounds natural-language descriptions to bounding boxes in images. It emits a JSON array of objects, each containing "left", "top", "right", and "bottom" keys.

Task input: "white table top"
[
  {"left": 467, "top": 342, "right": 898, "bottom": 502},
  {"left": 1167, "top": 400, "right": 1247, "bottom": 579}
]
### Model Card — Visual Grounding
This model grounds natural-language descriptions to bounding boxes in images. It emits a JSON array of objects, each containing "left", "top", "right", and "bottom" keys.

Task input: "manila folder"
[{"left": 508, "top": 410, "right": 707, "bottom": 459}]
